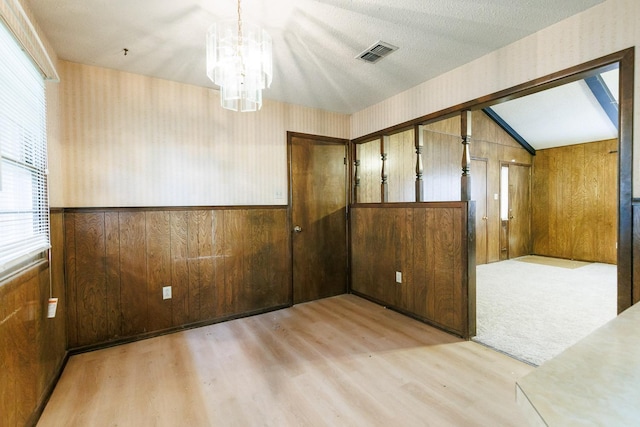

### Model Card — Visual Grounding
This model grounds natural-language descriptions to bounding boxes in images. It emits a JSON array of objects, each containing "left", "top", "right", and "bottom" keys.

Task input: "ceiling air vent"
[{"left": 356, "top": 41, "right": 398, "bottom": 64}]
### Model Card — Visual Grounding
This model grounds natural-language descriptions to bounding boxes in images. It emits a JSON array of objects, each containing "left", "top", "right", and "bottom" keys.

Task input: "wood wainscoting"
[
  {"left": 350, "top": 202, "right": 475, "bottom": 338},
  {"left": 0, "top": 211, "right": 67, "bottom": 427},
  {"left": 63, "top": 206, "right": 291, "bottom": 350}
]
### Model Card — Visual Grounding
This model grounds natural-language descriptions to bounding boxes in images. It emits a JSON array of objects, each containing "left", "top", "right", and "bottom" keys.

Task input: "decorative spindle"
[
  {"left": 354, "top": 159, "right": 361, "bottom": 203},
  {"left": 381, "top": 136, "right": 388, "bottom": 203},
  {"left": 415, "top": 125, "right": 424, "bottom": 202},
  {"left": 461, "top": 110, "right": 472, "bottom": 201}
]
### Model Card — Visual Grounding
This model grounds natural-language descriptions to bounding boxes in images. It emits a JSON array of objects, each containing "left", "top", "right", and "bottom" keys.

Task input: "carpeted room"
[{"left": 475, "top": 255, "right": 617, "bottom": 366}]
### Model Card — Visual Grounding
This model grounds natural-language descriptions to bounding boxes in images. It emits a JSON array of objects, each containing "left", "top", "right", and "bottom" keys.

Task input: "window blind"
[{"left": 0, "top": 19, "right": 49, "bottom": 274}]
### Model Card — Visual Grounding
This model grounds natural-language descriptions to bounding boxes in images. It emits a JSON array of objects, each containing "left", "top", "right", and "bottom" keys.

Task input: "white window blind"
[{"left": 0, "top": 19, "right": 49, "bottom": 274}]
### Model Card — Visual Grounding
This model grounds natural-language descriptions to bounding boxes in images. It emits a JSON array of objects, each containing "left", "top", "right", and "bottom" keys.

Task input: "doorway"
[
  {"left": 288, "top": 132, "right": 349, "bottom": 304},
  {"left": 473, "top": 53, "right": 630, "bottom": 364}
]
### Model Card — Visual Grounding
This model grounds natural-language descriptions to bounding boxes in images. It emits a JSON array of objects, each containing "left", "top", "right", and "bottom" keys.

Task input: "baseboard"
[
  {"left": 68, "top": 303, "right": 292, "bottom": 355},
  {"left": 350, "top": 290, "right": 466, "bottom": 339},
  {"left": 27, "top": 350, "right": 70, "bottom": 427}
]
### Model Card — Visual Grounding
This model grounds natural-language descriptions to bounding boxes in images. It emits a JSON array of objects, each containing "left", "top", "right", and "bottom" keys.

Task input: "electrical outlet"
[
  {"left": 395, "top": 271, "right": 402, "bottom": 284},
  {"left": 162, "top": 286, "right": 172, "bottom": 300}
]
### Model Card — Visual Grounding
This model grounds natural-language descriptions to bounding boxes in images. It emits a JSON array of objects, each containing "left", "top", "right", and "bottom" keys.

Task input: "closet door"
[
  {"left": 290, "top": 134, "right": 348, "bottom": 304},
  {"left": 471, "top": 158, "right": 488, "bottom": 265},
  {"left": 507, "top": 164, "right": 532, "bottom": 258}
]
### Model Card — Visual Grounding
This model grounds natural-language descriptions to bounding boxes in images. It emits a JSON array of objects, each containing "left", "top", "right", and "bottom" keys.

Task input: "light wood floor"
[{"left": 38, "top": 295, "right": 533, "bottom": 426}]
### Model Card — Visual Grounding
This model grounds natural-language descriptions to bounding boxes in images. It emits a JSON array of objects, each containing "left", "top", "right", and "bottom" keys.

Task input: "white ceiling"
[
  {"left": 490, "top": 68, "right": 619, "bottom": 150},
  {"left": 27, "top": 0, "right": 604, "bottom": 114}
]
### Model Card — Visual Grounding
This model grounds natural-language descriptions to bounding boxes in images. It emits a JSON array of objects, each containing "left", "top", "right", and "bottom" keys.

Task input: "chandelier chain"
[
  {"left": 237, "top": 0, "right": 244, "bottom": 74},
  {"left": 237, "top": 0, "right": 243, "bottom": 48}
]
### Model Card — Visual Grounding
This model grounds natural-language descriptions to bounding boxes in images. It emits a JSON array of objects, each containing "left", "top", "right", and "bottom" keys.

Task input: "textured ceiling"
[{"left": 27, "top": 0, "right": 603, "bottom": 114}]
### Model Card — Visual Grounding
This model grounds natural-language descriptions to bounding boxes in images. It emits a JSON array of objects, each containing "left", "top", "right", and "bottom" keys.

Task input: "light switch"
[{"left": 395, "top": 271, "right": 402, "bottom": 284}]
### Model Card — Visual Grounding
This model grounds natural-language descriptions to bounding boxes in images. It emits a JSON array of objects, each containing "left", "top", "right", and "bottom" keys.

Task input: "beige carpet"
[
  {"left": 474, "top": 258, "right": 617, "bottom": 366},
  {"left": 515, "top": 255, "right": 591, "bottom": 269}
]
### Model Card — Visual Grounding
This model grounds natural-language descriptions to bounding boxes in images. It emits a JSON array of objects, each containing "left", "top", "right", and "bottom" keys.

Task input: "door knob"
[{"left": 293, "top": 225, "right": 302, "bottom": 233}]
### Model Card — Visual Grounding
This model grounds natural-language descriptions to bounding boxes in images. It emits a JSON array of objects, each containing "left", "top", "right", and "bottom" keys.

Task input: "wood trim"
[
  {"left": 287, "top": 131, "right": 349, "bottom": 145},
  {"left": 351, "top": 48, "right": 634, "bottom": 144},
  {"left": 466, "top": 201, "right": 477, "bottom": 337},
  {"left": 67, "top": 304, "right": 290, "bottom": 356},
  {"left": 482, "top": 108, "right": 536, "bottom": 155},
  {"left": 350, "top": 290, "right": 466, "bottom": 338},
  {"left": 352, "top": 201, "right": 470, "bottom": 209},
  {"left": 57, "top": 205, "right": 288, "bottom": 213},
  {"left": 0, "top": 258, "right": 48, "bottom": 286},
  {"left": 461, "top": 110, "right": 472, "bottom": 201},
  {"left": 617, "top": 47, "right": 634, "bottom": 313},
  {"left": 26, "top": 352, "right": 69, "bottom": 427}
]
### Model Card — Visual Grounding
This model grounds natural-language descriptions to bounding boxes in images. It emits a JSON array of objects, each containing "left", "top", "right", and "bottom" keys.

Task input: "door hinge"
[{"left": 344, "top": 157, "right": 347, "bottom": 165}]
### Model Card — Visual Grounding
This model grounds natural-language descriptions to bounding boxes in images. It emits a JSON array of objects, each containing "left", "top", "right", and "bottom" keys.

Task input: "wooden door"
[
  {"left": 471, "top": 158, "right": 488, "bottom": 265},
  {"left": 290, "top": 134, "right": 348, "bottom": 304},
  {"left": 508, "top": 164, "right": 532, "bottom": 258}
]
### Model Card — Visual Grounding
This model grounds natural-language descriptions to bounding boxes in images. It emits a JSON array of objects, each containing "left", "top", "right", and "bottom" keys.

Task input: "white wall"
[{"left": 50, "top": 61, "right": 349, "bottom": 207}]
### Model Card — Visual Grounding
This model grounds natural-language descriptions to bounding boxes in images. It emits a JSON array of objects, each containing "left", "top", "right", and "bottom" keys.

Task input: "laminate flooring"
[{"left": 38, "top": 295, "right": 533, "bottom": 426}]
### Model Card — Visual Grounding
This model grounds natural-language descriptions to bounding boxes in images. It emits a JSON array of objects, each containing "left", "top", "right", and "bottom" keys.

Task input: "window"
[
  {"left": 500, "top": 165, "right": 509, "bottom": 221},
  {"left": 0, "top": 20, "right": 49, "bottom": 276}
]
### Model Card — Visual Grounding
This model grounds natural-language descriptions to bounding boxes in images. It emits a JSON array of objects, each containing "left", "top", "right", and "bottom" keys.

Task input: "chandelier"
[{"left": 206, "top": 0, "right": 273, "bottom": 112}]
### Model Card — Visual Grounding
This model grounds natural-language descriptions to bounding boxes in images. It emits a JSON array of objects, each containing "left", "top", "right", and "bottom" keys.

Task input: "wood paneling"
[
  {"left": 532, "top": 140, "right": 617, "bottom": 263},
  {"left": 0, "top": 211, "right": 67, "bottom": 427},
  {"left": 355, "top": 139, "right": 381, "bottom": 203},
  {"left": 64, "top": 207, "right": 290, "bottom": 349},
  {"left": 472, "top": 112, "right": 533, "bottom": 263},
  {"left": 423, "top": 119, "right": 461, "bottom": 201},
  {"left": 73, "top": 213, "right": 109, "bottom": 345},
  {"left": 387, "top": 129, "right": 416, "bottom": 202},
  {"left": 351, "top": 203, "right": 472, "bottom": 337},
  {"left": 354, "top": 113, "right": 532, "bottom": 265}
]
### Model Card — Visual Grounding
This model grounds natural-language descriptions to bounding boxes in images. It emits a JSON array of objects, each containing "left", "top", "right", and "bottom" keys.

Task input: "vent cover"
[{"left": 356, "top": 41, "right": 398, "bottom": 63}]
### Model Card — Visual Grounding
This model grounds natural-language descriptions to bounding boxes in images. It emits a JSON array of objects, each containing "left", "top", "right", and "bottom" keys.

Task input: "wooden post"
[
  {"left": 415, "top": 125, "right": 424, "bottom": 202},
  {"left": 381, "top": 136, "right": 389, "bottom": 203},
  {"left": 461, "top": 110, "right": 472, "bottom": 201}
]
